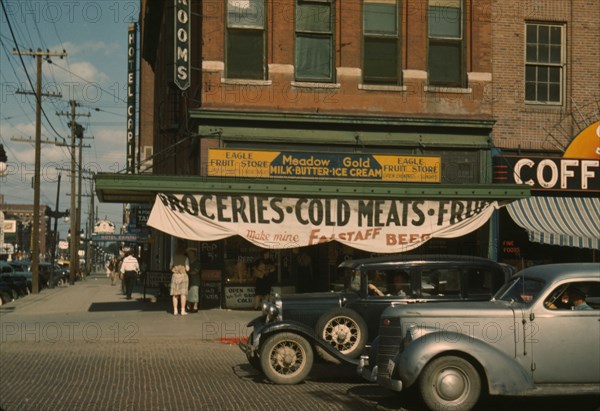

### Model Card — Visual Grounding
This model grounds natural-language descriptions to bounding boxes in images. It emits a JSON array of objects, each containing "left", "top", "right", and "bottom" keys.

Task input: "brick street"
[{"left": 1, "top": 275, "right": 598, "bottom": 411}]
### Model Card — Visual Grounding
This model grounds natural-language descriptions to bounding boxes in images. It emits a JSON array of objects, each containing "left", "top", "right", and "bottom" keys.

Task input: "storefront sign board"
[
  {"left": 224, "top": 286, "right": 254, "bottom": 309},
  {"left": 207, "top": 149, "right": 441, "bottom": 183},
  {"left": 148, "top": 193, "right": 498, "bottom": 253}
]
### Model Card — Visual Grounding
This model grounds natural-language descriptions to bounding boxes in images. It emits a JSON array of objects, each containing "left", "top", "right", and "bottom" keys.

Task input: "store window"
[
  {"left": 525, "top": 23, "right": 564, "bottom": 104},
  {"left": 363, "top": 0, "right": 401, "bottom": 85},
  {"left": 295, "top": 0, "right": 334, "bottom": 82},
  {"left": 427, "top": 0, "right": 464, "bottom": 87},
  {"left": 226, "top": 0, "right": 266, "bottom": 79},
  {"left": 466, "top": 268, "right": 503, "bottom": 298}
]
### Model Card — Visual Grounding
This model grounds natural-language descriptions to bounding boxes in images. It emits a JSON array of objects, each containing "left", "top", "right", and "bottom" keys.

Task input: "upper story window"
[
  {"left": 295, "top": 0, "right": 334, "bottom": 82},
  {"left": 226, "top": 0, "right": 266, "bottom": 79},
  {"left": 427, "top": 0, "right": 465, "bottom": 87},
  {"left": 525, "top": 23, "right": 564, "bottom": 104},
  {"left": 363, "top": 0, "right": 401, "bottom": 85}
]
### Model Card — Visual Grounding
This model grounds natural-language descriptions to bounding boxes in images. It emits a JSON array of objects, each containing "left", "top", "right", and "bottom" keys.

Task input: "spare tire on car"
[{"left": 315, "top": 307, "right": 367, "bottom": 362}]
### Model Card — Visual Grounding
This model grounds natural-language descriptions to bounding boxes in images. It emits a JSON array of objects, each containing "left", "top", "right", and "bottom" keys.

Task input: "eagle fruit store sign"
[
  {"left": 207, "top": 149, "right": 441, "bottom": 183},
  {"left": 148, "top": 194, "right": 499, "bottom": 253}
]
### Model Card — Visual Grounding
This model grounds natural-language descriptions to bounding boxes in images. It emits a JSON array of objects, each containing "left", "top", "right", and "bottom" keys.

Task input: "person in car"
[{"left": 568, "top": 287, "right": 593, "bottom": 310}]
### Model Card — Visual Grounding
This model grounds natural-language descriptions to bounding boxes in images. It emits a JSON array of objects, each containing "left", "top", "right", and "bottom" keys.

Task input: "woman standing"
[
  {"left": 186, "top": 248, "right": 202, "bottom": 312},
  {"left": 170, "top": 244, "right": 189, "bottom": 315}
]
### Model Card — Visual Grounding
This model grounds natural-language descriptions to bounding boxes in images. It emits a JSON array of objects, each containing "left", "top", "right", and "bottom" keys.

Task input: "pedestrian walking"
[
  {"left": 120, "top": 249, "right": 140, "bottom": 300},
  {"left": 107, "top": 256, "right": 119, "bottom": 286},
  {"left": 186, "top": 248, "right": 201, "bottom": 312},
  {"left": 104, "top": 258, "right": 112, "bottom": 278},
  {"left": 253, "top": 251, "right": 275, "bottom": 310},
  {"left": 170, "top": 243, "right": 189, "bottom": 315}
]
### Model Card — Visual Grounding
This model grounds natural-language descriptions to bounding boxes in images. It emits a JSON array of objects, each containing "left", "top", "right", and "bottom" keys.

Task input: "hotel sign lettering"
[
  {"left": 173, "top": 0, "right": 191, "bottom": 90},
  {"left": 126, "top": 23, "right": 137, "bottom": 173},
  {"left": 207, "top": 149, "right": 441, "bottom": 183}
]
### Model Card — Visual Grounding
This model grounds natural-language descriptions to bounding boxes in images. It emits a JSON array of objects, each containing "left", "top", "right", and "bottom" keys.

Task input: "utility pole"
[
  {"left": 88, "top": 176, "right": 96, "bottom": 274},
  {"left": 56, "top": 101, "right": 90, "bottom": 284},
  {"left": 13, "top": 48, "right": 65, "bottom": 294},
  {"left": 51, "top": 173, "right": 61, "bottom": 279}
]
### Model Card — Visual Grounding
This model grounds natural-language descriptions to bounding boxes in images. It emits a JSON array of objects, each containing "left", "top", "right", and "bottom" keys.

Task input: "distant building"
[{"left": 0, "top": 203, "right": 51, "bottom": 259}]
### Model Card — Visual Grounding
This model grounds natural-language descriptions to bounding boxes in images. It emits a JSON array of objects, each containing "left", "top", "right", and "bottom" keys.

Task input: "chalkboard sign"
[
  {"left": 200, "top": 242, "right": 221, "bottom": 269},
  {"left": 201, "top": 280, "right": 221, "bottom": 309}
]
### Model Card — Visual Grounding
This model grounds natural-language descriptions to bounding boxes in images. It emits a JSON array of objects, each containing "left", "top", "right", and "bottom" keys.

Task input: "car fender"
[
  {"left": 257, "top": 320, "right": 359, "bottom": 366},
  {"left": 397, "top": 331, "right": 533, "bottom": 395}
]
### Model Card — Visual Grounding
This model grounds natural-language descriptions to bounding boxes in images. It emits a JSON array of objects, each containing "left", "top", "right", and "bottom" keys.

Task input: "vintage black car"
[
  {"left": 0, "top": 261, "right": 29, "bottom": 297},
  {"left": 9, "top": 261, "right": 66, "bottom": 289},
  {"left": 239, "top": 254, "right": 511, "bottom": 384}
]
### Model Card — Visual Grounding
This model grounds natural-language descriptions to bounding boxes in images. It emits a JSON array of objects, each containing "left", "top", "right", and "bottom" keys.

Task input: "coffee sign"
[{"left": 494, "top": 156, "right": 599, "bottom": 195}]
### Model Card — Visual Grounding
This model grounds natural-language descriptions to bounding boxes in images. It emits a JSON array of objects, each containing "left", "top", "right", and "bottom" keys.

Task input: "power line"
[{"left": 0, "top": 0, "right": 68, "bottom": 144}]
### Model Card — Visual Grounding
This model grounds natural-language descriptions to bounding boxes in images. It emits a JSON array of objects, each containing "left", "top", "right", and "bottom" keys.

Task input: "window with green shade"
[
  {"left": 363, "top": 0, "right": 401, "bottom": 85},
  {"left": 295, "top": 0, "right": 334, "bottom": 82},
  {"left": 226, "top": 0, "right": 266, "bottom": 80},
  {"left": 525, "top": 23, "right": 564, "bottom": 104},
  {"left": 427, "top": 0, "right": 464, "bottom": 87}
]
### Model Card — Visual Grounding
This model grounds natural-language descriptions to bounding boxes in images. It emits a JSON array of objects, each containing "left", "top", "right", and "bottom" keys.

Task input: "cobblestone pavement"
[
  {"left": 1, "top": 275, "right": 598, "bottom": 411},
  {"left": 0, "top": 338, "right": 370, "bottom": 411}
]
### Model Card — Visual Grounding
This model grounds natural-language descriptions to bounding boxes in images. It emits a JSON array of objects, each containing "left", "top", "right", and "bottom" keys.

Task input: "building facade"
[
  {"left": 97, "top": 0, "right": 597, "bottom": 308},
  {"left": 489, "top": 0, "right": 599, "bottom": 267},
  {"left": 0, "top": 203, "right": 50, "bottom": 260}
]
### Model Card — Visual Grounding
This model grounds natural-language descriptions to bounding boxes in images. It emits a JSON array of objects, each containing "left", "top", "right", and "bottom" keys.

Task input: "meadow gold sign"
[{"left": 207, "top": 149, "right": 441, "bottom": 183}]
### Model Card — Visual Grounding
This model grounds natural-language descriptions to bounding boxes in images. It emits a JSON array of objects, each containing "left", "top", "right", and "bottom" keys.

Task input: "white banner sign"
[{"left": 148, "top": 194, "right": 500, "bottom": 253}]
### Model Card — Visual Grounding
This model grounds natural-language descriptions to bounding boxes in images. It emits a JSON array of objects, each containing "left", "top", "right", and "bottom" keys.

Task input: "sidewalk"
[{"left": 0, "top": 272, "right": 257, "bottom": 343}]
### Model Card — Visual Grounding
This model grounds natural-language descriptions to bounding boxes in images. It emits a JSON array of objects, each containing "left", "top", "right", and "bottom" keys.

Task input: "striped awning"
[{"left": 507, "top": 197, "right": 600, "bottom": 249}]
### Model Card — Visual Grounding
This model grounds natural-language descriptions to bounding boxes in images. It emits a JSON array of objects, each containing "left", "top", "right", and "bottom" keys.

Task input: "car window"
[
  {"left": 366, "top": 269, "right": 387, "bottom": 295},
  {"left": 421, "top": 268, "right": 461, "bottom": 296},
  {"left": 544, "top": 281, "right": 600, "bottom": 311},
  {"left": 384, "top": 269, "right": 412, "bottom": 296},
  {"left": 467, "top": 268, "right": 501, "bottom": 297},
  {"left": 344, "top": 268, "right": 362, "bottom": 293},
  {"left": 495, "top": 277, "right": 545, "bottom": 305}
]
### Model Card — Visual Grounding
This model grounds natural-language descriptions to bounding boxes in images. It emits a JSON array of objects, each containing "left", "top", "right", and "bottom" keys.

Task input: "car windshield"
[
  {"left": 494, "top": 276, "right": 545, "bottom": 305},
  {"left": 343, "top": 268, "right": 362, "bottom": 293}
]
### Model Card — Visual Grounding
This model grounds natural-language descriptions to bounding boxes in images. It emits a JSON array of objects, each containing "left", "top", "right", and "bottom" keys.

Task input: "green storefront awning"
[{"left": 95, "top": 173, "right": 530, "bottom": 204}]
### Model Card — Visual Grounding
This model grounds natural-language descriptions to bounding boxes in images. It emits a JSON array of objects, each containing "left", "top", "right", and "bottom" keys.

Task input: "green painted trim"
[
  {"left": 191, "top": 109, "right": 495, "bottom": 129},
  {"left": 198, "top": 125, "right": 490, "bottom": 148},
  {"left": 95, "top": 173, "right": 530, "bottom": 203}
]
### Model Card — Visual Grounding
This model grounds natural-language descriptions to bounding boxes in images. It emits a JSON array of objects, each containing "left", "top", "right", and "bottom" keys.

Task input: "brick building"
[
  {"left": 488, "top": 1, "right": 599, "bottom": 266},
  {"left": 96, "top": 0, "right": 597, "bottom": 307},
  {"left": 0, "top": 203, "right": 51, "bottom": 260}
]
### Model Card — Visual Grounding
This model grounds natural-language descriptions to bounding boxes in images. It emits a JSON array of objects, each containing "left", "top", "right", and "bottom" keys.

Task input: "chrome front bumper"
[{"left": 356, "top": 356, "right": 378, "bottom": 383}]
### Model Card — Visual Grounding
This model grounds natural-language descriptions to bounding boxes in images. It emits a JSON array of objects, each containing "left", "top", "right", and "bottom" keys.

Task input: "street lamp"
[{"left": 0, "top": 143, "right": 7, "bottom": 176}]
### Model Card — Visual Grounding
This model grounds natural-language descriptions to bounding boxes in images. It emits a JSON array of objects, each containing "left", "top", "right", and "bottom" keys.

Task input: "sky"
[{"left": 0, "top": 0, "right": 140, "bottom": 240}]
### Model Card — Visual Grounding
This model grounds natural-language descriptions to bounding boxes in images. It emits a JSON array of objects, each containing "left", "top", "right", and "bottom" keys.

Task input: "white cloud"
[
  {"left": 47, "top": 59, "right": 110, "bottom": 90},
  {"left": 58, "top": 41, "right": 119, "bottom": 58}
]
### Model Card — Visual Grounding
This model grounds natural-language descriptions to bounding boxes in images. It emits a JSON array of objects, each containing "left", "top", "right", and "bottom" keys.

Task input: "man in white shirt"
[{"left": 120, "top": 249, "right": 140, "bottom": 300}]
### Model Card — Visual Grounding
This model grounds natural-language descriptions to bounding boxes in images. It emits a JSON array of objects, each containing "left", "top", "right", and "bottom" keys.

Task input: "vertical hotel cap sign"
[
  {"left": 174, "top": 0, "right": 191, "bottom": 90},
  {"left": 126, "top": 23, "right": 137, "bottom": 174}
]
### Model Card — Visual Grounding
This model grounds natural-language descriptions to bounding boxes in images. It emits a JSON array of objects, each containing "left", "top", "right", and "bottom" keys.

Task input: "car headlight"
[{"left": 261, "top": 302, "right": 280, "bottom": 322}]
